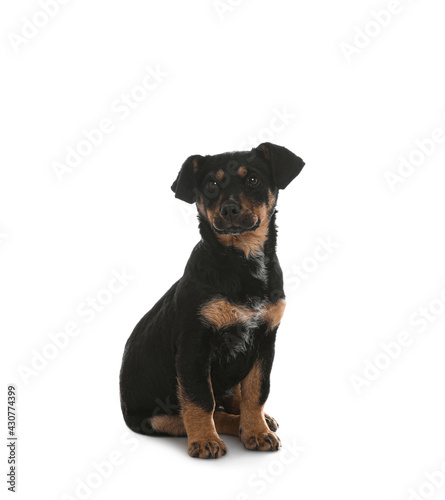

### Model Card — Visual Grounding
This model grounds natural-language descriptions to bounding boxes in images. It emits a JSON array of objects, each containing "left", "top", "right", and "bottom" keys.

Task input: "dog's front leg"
[
  {"left": 176, "top": 336, "right": 226, "bottom": 459},
  {"left": 239, "top": 342, "right": 281, "bottom": 451}
]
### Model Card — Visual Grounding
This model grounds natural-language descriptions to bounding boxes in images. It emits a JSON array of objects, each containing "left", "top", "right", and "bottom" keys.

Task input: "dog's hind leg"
[
  {"left": 149, "top": 415, "right": 187, "bottom": 436},
  {"left": 213, "top": 411, "right": 240, "bottom": 436},
  {"left": 150, "top": 412, "right": 240, "bottom": 437},
  {"left": 122, "top": 412, "right": 158, "bottom": 435}
]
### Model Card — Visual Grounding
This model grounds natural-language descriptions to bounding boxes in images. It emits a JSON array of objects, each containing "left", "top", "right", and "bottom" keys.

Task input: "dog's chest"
[
  {"left": 200, "top": 296, "right": 286, "bottom": 360},
  {"left": 211, "top": 322, "right": 256, "bottom": 361}
]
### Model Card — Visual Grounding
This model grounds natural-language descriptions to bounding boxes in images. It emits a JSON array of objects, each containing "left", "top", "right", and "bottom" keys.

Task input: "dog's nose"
[{"left": 220, "top": 203, "right": 241, "bottom": 222}]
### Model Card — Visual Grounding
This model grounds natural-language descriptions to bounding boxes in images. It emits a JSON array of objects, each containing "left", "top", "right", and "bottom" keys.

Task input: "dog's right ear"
[
  {"left": 171, "top": 155, "right": 205, "bottom": 204},
  {"left": 255, "top": 142, "right": 305, "bottom": 189}
]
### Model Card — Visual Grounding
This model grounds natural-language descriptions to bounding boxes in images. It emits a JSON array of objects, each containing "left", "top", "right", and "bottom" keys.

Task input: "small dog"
[{"left": 120, "top": 142, "right": 305, "bottom": 458}]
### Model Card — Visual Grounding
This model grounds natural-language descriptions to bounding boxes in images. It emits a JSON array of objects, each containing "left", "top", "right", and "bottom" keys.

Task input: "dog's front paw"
[
  {"left": 264, "top": 413, "right": 279, "bottom": 432},
  {"left": 241, "top": 431, "right": 281, "bottom": 451},
  {"left": 188, "top": 437, "right": 227, "bottom": 459}
]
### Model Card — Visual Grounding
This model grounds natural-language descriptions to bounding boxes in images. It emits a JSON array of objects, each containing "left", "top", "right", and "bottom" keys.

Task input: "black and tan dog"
[{"left": 120, "top": 142, "right": 305, "bottom": 458}]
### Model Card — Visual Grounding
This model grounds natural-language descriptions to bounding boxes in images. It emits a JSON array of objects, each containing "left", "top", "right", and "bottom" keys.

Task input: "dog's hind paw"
[
  {"left": 264, "top": 413, "right": 279, "bottom": 432},
  {"left": 242, "top": 431, "right": 281, "bottom": 452}
]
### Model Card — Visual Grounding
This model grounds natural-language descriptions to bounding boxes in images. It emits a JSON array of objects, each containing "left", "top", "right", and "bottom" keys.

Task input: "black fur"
[{"left": 119, "top": 142, "right": 305, "bottom": 436}]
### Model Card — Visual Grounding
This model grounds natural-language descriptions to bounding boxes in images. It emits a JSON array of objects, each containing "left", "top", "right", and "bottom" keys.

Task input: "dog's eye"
[
  {"left": 246, "top": 175, "right": 260, "bottom": 187},
  {"left": 206, "top": 181, "right": 218, "bottom": 194}
]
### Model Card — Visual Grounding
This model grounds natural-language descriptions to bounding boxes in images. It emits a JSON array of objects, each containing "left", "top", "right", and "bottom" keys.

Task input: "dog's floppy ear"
[
  {"left": 171, "top": 155, "right": 204, "bottom": 204},
  {"left": 255, "top": 142, "right": 305, "bottom": 189}
]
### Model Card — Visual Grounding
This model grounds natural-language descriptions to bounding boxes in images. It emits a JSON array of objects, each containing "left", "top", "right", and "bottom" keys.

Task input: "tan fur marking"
[
  {"left": 209, "top": 191, "right": 270, "bottom": 257},
  {"left": 240, "top": 363, "right": 268, "bottom": 435},
  {"left": 150, "top": 414, "right": 187, "bottom": 436},
  {"left": 200, "top": 298, "right": 285, "bottom": 331},
  {"left": 192, "top": 158, "right": 199, "bottom": 173},
  {"left": 215, "top": 169, "right": 225, "bottom": 181},
  {"left": 240, "top": 362, "right": 281, "bottom": 451},
  {"left": 151, "top": 412, "right": 239, "bottom": 436},
  {"left": 182, "top": 403, "right": 215, "bottom": 439},
  {"left": 197, "top": 198, "right": 206, "bottom": 217},
  {"left": 215, "top": 193, "right": 269, "bottom": 257},
  {"left": 238, "top": 166, "right": 248, "bottom": 177},
  {"left": 200, "top": 299, "right": 256, "bottom": 329},
  {"left": 177, "top": 380, "right": 215, "bottom": 439},
  {"left": 268, "top": 189, "right": 276, "bottom": 211},
  {"left": 262, "top": 299, "right": 286, "bottom": 330},
  {"left": 178, "top": 380, "right": 227, "bottom": 458},
  {"left": 215, "top": 229, "right": 267, "bottom": 257},
  {"left": 213, "top": 412, "right": 240, "bottom": 436},
  {"left": 205, "top": 193, "right": 222, "bottom": 227}
]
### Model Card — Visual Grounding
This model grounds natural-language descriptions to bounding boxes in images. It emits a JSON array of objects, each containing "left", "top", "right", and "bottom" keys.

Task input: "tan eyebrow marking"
[
  {"left": 215, "top": 169, "right": 225, "bottom": 181},
  {"left": 238, "top": 166, "right": 248, "bottom": 177}
]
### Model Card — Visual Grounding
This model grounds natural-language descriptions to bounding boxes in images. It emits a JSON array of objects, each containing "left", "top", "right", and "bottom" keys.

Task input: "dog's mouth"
[{"left": 212, "top": 217, "right": 260, "bottom": 235}]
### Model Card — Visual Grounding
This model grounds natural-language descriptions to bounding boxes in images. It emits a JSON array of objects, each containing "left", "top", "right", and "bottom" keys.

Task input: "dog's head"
[{"left": 171, "top": 143, "right": 305, "bottom": 253}]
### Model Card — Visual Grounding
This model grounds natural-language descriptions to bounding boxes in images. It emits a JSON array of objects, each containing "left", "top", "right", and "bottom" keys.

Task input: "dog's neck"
[{"left": 188, "top": 211, "right": 282, "bottom": 298}]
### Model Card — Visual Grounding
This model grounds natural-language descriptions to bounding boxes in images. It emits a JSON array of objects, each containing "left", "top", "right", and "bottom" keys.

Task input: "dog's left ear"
[
  {"left": 171, "top": 155, "right": 204, "bottom": 204},
  {"left": 255, "top": 142, "right": 305, "bottom": 189}
]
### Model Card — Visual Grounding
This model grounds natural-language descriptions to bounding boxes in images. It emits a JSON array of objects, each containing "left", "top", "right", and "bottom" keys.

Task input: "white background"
[{"left": 2, "top": 1, "right": 445, "bottom": 499}]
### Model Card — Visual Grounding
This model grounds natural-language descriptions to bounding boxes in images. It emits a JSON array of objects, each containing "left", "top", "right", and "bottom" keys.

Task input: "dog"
[{"left": 119, "top": 142, "right": 305, "bottom": 458}]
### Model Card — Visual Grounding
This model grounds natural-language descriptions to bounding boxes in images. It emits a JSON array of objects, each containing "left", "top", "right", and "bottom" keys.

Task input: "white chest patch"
[{"left": 249, "top": 252, "right": 268, "bottom": 284}]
